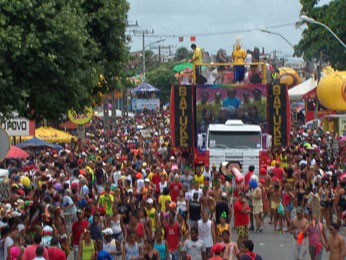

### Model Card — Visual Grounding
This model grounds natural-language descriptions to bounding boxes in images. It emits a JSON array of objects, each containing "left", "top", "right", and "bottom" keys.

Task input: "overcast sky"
[{"left": 127, "top": 0, "right": 331, "bottom": 59}]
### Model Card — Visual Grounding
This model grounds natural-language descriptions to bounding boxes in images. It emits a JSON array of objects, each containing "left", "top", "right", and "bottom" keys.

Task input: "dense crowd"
[{"left": 0, "top": 109, "right": 345, "bottom": 260}]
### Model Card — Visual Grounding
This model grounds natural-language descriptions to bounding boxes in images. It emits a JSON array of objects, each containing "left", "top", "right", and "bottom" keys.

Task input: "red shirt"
[
  {"left": 234, "top": 200, "right": 250, "bottom": 227},
  {"left": 272, "top": 167, "right": 284, "bottom": 182},
  {"left": 48, "top": 247, "right": 66, "bottom": 260},
  {"left": 152, "top": 174, "right": 161, "bottom": 192},
  {"left": 72, "top": 219, "right": 89, "bottom": 245},
  {"left": 169, "top": 182, "right": 182, "bottom": 202},
  {"left": 244, "top": 171, "right": 254, "bottom": 189},
  {"left": 165, "top": 222, "right": 180, "bottom": 252},
  {"left": 22, "top": 244, "right": 49, "bottom": 260}
]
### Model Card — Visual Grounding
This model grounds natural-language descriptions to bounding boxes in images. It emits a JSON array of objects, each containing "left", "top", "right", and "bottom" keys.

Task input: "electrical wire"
[{"left": 131, "top": 22, "right": 296, "bottom": 38}]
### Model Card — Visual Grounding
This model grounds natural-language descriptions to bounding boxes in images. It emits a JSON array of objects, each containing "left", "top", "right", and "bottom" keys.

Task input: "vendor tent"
[
  {"left": 288, "top": 78, "right": 318, "bottom": 101},
  {"left": 35, "top": 127, "right": 77, "bottom": 143},
  {"left": 131, "top": 82, "right": 160, "bottom": 93},
  {"left": 17, "top": 137, "right": 56, "bottom": 149}
]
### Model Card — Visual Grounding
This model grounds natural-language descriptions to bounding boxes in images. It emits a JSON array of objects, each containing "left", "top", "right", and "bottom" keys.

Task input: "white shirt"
[
  {"left": 3, "top": 236, "right": 14, "bottom": 260},
  {"left": 198, "top": 220, "right": 213, "bottom": 247},
  {"left": 113, "top": 170, "right": 121, "bottom": 185}
]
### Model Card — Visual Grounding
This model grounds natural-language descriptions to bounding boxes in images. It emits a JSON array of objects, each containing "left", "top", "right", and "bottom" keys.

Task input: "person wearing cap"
[
  {"left": 182, "top": 227, "right": 206, "bottom": 260},
  {"left": 102, "top": 228, "right": 120, "bottom": 259},
  {"left": 145, "top": 197, "right": 158, "bottom": 236},
  {"left": 290, "top": 206, "right": 310, "bottom": 260},
  {"left": 41, "top": 225, "right": 54, "bottom": 248},
  {"left": 209, "top": 242, "right": 225, "bottom": 260}
]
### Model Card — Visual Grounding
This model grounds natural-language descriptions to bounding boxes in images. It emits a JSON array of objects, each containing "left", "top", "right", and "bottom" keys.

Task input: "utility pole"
[
  {"left": 151, "top": 45, "right": 175, "bottom": 63},
  {"left": 133, "top": 29, "right": 155, "bottom": 73}
]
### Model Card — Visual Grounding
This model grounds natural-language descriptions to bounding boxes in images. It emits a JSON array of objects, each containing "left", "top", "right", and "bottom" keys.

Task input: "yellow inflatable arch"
[{"left": 317, "top": 71, "right": 346, "bottom": 111}]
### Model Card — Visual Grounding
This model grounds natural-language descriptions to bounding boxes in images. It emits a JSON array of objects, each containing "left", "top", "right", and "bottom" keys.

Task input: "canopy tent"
[
  {"left": 35, "top": 127, "right": 77, "bottom": 143},
  {"left": 5, "top": 146, "right": 29, "bottom": 159},
  {"left": 288, "top": 78, "right": 318, "bottom": 101},
  {"left": 17, "top": 137, "right": 57, "bottom": 149},
  {"left": 59, "top": 120, "right": 78, "bottom": 130},
  {"left": 131, "top": 82, "right": 160, "bottom": 93},
  {"left": 19, "top": 127, "right": 77, "bottom": 143}
]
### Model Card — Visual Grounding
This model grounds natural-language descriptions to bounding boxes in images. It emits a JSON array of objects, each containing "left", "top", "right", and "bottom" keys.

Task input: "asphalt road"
[{"left": 68, "top": 222, "right": 346, "bottom": 260}]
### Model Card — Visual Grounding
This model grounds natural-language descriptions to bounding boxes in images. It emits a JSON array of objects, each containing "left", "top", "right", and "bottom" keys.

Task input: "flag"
[
  {"left": 178, "top": 36, "right": 184, "bottom": 42},
  {"left": 190, "top": 36, "right": 196, "bottom": 42}
]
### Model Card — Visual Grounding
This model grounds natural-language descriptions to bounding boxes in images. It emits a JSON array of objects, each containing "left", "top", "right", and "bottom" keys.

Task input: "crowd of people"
[{"left": 0, "top": 108, "right": 345, "bottom": 260}]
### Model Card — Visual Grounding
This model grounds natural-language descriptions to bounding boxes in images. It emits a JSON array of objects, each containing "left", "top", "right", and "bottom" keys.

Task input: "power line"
[{"left": 132, "top": 22, "right": 296, "bottom": 38}]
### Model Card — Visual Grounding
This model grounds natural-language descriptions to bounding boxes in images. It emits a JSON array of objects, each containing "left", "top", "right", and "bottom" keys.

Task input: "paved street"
[{"left": 67, "top": 219, "right": 346, "bottom": 260}]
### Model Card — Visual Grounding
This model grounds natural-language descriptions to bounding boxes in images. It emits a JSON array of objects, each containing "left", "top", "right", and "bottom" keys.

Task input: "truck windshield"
[{"left": 208, "top": 131, "right": 261, "bottom": 149}]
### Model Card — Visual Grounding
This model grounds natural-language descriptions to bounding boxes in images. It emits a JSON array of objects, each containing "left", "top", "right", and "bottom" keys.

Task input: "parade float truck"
[
  {"left": 170, "top": 62, "right": 290, "bottom": 175},
  {"left": 205, "top": 120, "right": 264, "bottom": 176}
]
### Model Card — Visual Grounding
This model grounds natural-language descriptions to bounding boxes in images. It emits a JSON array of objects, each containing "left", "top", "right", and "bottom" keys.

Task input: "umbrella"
[
  {"left": 17, "top": 137, "right": 56, "bottom": 149},
  {"left": 173, "top": 62, "right": 193, "bottom": 72},
  {"left": 59, "top": 120, "right": 78, "bottom": 130},
  {"left": 5, "top": 146, "right": 29, "bottom": 159},
  {"left": 131, "top": 82, "right": 160, "bottom": 93}
]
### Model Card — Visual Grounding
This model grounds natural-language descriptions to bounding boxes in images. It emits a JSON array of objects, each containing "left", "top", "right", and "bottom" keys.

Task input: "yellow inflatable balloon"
[
  {"left": 279, "top": 67, "right": 302, "bottom": 89},
  {"left": 20, "top": 175, "right": 31, "bottom": 187},
  {"left": 317, "top": 71, "right": 346, "bottom": 111}
]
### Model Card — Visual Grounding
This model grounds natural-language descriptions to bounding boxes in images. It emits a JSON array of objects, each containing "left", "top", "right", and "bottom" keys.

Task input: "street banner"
[
  {"left": 171, "top": 85, "right": 193, "bottom": 148},
  {"left": 267, "top": 84, "right": 290, "bottom": 147},
  {"left": 131, "top": 98, "right": 160, "bottom": 111}
]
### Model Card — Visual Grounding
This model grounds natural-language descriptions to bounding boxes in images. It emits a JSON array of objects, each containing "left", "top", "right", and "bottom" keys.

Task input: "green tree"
[
  {"left": 146, "top": 67, "right": 175, "bottom": 104},
  {"left": 0, "top": 0, "right": 129, "bottom": 121},
  {"left": 81, "top": 0, "right": 129, "bottom": 91},
  {"left": 295, "top": 0, "right": 346, "bottom": 70},
  {"left": 175, "top": 47, "right": 191, "bottom": 61}
]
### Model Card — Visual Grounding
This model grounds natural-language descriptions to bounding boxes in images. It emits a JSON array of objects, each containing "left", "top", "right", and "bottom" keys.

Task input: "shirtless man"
[
  {"left": 326, "top": 223, "right": 345, "bottom": 260},
  {"left": 290, "top": 207, "right": 310, "bottom": 260},
  {"left": 200, "top": 185, "right": 210, "bottom": 215},
  {"left": 53, "top": 207, "right": 70, "bottom": 255}
]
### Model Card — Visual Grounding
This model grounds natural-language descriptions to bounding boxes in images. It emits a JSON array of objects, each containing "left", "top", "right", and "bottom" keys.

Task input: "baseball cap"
[
  {"left": 102, "top": 228, "right": 113, "bottom": 236},
  {"left": 42, "top": 225, "right": 53, "bottom": 234},
  {"left": 147, "top": 198, "right": 153, "bottom": 204},
  {"left": 221, "top": 192, "right": 228, "bottom": 198},
  {"left": 170, "top": 156, "right": 175, "bottom": 160},
  {"left": 144, "top": 178, "right": 150, "bottom": 183},
  {"left": 211, "top": 243, "right": 225, "bottom": 254}
]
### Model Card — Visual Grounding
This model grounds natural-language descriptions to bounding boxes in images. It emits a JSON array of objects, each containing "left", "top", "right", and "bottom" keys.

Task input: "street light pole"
[
  {"left": 260, "top": 29, "right": 296, "bottom": 50},
  {"left": 300, "top": 15, "right": 346, "bottom": 49}
]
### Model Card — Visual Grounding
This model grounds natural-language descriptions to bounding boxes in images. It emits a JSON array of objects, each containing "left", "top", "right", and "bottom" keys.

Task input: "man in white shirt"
[{"left": 182, "top": 227, "right": 206, "bottom": 260}]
